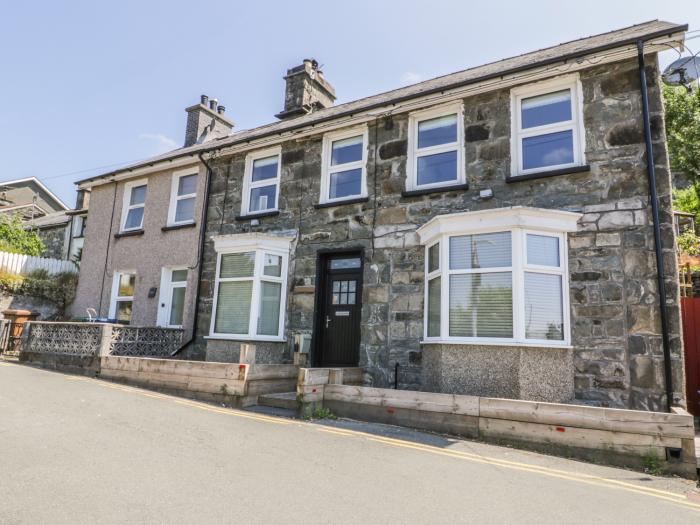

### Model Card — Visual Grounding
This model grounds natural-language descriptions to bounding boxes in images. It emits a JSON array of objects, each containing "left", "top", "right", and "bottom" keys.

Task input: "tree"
[
  {"left": 663, "top": 84, "right": 700, "bottom": 180},
  {"left": 673, "top": 184, "right": 700, "bottom": 218},
  {"left": 0, "top": 214, "right": 46, "bottom": 256}
]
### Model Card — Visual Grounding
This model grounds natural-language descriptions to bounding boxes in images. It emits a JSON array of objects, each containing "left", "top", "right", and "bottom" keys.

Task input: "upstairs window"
[
  {"left": 511, "top": 75, "right": 585, "bottom": 176},
  {"left": 121, "top": 180, "right": 147, "bottom": 232},
  {"left": 320, "top": 127, "right": 368, "bottom": 204},
  {"left": 168, "top": 170, "right": 197, "bottom": 225},
  {"left": 241, "top": 148, "right": 281, "bottom": 216},
  {"left": 407, "top": 104, "right": 465, "bottom": 191}
]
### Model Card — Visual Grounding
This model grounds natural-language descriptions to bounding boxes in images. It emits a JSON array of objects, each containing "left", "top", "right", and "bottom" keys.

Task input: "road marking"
[
  {"left": 60, "top": 373, "right": 292, "bottom": 425},
  {"left": 311, "top": 425, "right": 700, "bottom": 512},
  {"left": 13, "top": 364, "right": 700, "bottom": 512}
]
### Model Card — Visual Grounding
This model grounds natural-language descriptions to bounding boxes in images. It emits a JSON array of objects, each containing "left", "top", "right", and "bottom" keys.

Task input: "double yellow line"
[
  {"left": 317, "top": 426, "right": 700, "bottom": 512},
  {"left": 65, "top": 374, "right": 292, "bottom": 426},
  {"left": 25, "top": 366, "right": 700, "bottom": 512}
]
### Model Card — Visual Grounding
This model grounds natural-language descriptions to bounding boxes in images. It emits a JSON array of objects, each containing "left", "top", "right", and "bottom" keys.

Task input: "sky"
[{"left": 1, "top": 0, "right": 699, "bottom": 206}]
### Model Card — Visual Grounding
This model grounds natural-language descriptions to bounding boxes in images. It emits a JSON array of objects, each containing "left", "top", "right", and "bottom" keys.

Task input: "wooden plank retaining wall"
[
  {"left": 299, "top": 374, "right": 697, "bottom": 479},
  {"left": 100, "top": 357, "right": 299, "bottom": 407}
]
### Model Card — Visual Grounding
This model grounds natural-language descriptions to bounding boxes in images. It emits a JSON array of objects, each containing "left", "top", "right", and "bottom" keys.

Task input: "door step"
[{"left": 258, "top": 391, "right": 297, "bottom": 411}]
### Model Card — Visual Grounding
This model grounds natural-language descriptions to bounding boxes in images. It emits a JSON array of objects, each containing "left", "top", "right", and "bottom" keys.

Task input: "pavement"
[{"left": 1, "top": 360, "right": 700, "bottom": 524}]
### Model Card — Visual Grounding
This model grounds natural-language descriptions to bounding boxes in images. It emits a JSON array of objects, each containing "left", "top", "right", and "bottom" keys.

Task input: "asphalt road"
[{"left": 1, "top": 360, "right": 699, "bottom": 524}]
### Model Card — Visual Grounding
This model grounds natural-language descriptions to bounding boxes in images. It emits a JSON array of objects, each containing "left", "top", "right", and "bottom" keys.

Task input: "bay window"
[
  {"left": 209, "top": 234, "right": 292, "bottom": 341},
  {"left": 407, "top": 104, "right": 465, "bottom": 191},
  {"left": 241, "top": 148, "right": 281, "bottom": 216},
  {"left": 511, "top": 74, "right": 585, "bottom": 176},
  {"left": 417, "top": 207, "right": 581, "bottom": 346}
]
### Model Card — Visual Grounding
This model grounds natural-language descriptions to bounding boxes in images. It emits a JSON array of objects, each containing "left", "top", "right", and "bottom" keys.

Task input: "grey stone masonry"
[{"left": 193, "top": 55, "right": 682, "bottom": 412}]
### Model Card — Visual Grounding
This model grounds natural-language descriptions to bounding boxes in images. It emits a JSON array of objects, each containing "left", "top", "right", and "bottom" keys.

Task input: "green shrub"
[
  {"left": 0, "top": 215, "right": 45, "bottom": 256},
  {"left": 0, "top": 269, "right": 78, "bottom": 309}
]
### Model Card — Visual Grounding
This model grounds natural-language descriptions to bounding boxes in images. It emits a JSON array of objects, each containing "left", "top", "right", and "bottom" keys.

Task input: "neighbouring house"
[
  {"left": 71, "top": 20, "right": 689, "bottom": 412},
  {"left": 0, "top": 177, "right": 77, "bottom": 259},
  {"left": 70, "top": 99, "right": 232, "bottom": 335}
]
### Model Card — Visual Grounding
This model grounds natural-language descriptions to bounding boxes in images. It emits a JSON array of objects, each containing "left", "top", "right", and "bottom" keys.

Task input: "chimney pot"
[{"left": 184, "top": 97, "right": 233, "bottom": 147}]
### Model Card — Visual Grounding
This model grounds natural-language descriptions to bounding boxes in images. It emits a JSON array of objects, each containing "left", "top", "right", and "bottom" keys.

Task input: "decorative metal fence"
[{"left": 22, "top": 322, "right": 184, "bottom": 358}]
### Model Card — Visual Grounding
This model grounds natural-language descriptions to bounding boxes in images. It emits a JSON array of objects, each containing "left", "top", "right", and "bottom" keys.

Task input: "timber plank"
[
  {"left": 246, "top": 364, "right": 300, "bottom": 381},
  {"left": 479, "top": 398, "right": 694, "bottom": 439},
  {"left": 323, "top": 385, "right": 479, "bottom": 417},
  {"left": 479, "top": 417, "right": 682, "bottom": 456}
]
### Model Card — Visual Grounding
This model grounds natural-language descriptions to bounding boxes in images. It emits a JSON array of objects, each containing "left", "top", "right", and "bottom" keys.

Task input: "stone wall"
[
  {"left": 195, "top": 55, "right": 681, "bottom": 411},
  {"left": 37, "top": 224, "right": 69, "bottom": 260},
  {"left": 1, "top": 291, "right": 61, "bottom": 320}
]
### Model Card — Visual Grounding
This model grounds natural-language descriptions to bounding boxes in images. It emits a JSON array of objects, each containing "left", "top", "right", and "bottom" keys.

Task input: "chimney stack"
[
  {"left": 184, "top": 95, "right": 234, "bottom": 147},
  {"left": 275, "top": 58, "right": 336, "bottom": 120}
]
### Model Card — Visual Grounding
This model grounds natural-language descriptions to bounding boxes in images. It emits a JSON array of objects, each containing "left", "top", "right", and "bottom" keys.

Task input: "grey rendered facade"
[{"left": 74, "top": 21, "right": 689, "bottom": 412}]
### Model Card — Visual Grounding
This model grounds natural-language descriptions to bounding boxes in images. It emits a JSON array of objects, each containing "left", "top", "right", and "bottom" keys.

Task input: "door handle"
[{"left": 325, "top": 315, "right": 331, "bottom": 328}]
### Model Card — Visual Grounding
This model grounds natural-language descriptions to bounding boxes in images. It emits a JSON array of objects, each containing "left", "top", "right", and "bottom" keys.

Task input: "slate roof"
[{"left": 77, "top": 19, "right": 687, "bottom": 186}]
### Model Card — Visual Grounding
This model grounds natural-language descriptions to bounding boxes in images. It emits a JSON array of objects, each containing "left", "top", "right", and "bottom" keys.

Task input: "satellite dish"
[{"left": 662, "top": 56, "right": 700, "bottom": 87}]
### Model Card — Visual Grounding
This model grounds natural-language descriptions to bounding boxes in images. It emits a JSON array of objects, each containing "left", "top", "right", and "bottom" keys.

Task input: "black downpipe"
[
  {"left": 171, "top": 152, "right": 213, "bottom": 356},
  {"left": 636, "top": 40, "right": 674, "bottom": 411}
]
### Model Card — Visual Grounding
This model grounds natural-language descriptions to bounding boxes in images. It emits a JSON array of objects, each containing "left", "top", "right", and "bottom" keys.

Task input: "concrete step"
[{"left": 258, "top": 391, "right": 297, "bottom": 411}]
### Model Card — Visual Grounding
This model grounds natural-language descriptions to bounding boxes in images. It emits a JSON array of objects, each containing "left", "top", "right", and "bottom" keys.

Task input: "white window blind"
[
  {"left": 423, "top": 223, "right": 570, "bottom": 346},
  {"left": 211, "top": 243, "right": 288, "bottom": 340}
]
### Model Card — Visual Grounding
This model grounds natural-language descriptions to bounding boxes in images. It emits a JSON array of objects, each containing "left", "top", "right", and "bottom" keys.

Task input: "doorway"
[{"left": 314, "top": 252, "right": 363, "bottom": 366}]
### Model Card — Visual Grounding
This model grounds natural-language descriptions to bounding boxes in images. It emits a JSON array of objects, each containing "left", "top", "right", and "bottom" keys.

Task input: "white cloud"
[
  {"left": 139, "top": 133, "right": 178, "bottom": 154},
  {"left": 400, "top": 71, "right": 423, "bottom": 85}
]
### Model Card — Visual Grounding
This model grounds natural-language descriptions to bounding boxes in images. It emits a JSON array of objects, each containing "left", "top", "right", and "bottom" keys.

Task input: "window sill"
[
  {"left": 114, "top": 229, "right": 144, "bottom": 239},
  {"left": 420, "top": 339, "right": 572, "bottom": 349},
  {"left": 401, "top": 183, "right": 469, "bottom": 198},
  {"left": 506, "top": 165, "right": 590, "bottom": 183},
  {"left": 235, "top": 210, "right": 280, "bottom": 221},
  {"left": 162, "top": 222, "right": 196, "bottom": 232},
  {"left": 205, "top": 335, "right": 286, "bottom": 343},
  {"left": 314, "top": 197, "right": 369, "bottom": 209}
]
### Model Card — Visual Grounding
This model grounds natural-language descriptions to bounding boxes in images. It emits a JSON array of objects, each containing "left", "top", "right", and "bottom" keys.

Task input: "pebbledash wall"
[
  {"left": 192, "top": 55, "right": 682, "bottom": 412},
  {"left": 71, "top": 163, "right": 206, "bottom": 338}
]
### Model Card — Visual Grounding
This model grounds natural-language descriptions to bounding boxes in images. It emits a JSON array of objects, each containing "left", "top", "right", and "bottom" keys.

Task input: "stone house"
[{"left": 72, "top": 20, "right": 689, "bottom": 412}]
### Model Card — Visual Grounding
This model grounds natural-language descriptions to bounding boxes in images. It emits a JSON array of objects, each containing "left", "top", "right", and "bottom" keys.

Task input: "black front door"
[{"left": 317, "top": 254, "right": 363, "bottom": 366}]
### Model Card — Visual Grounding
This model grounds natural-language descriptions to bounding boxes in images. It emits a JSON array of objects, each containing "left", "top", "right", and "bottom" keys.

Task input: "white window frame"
[
  {"left": 240, "top": 147, "right": 282, "bottom": 217},
  {"left": 108, "top": 271, "right": 136, "bottom": 321},
  {"left": 120, "top": 179, "right": 148, "bottom": 232},
  {"left": 510, "top": 74, "right": 586, "bottom": 177},
  {"left": 425, "top": 241, "right": 441, "bottom": 338},
  {"left": 167, "top": 169, "right": 198, "bottom": 226},
  {"left": 417, "top": 207, "right": 581, "bottom": 348},
  {"left": 406, "top": 102, "right": 465, "bottom": 192},
  {"left": 319, "top": 126, "right": 368, "bottom": 204},
  {"left": 157, "top": 266, "right": 188, "bottom": 328},
  {"left": 207, "top": 234, "right": 293, "bottom": 342}
]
